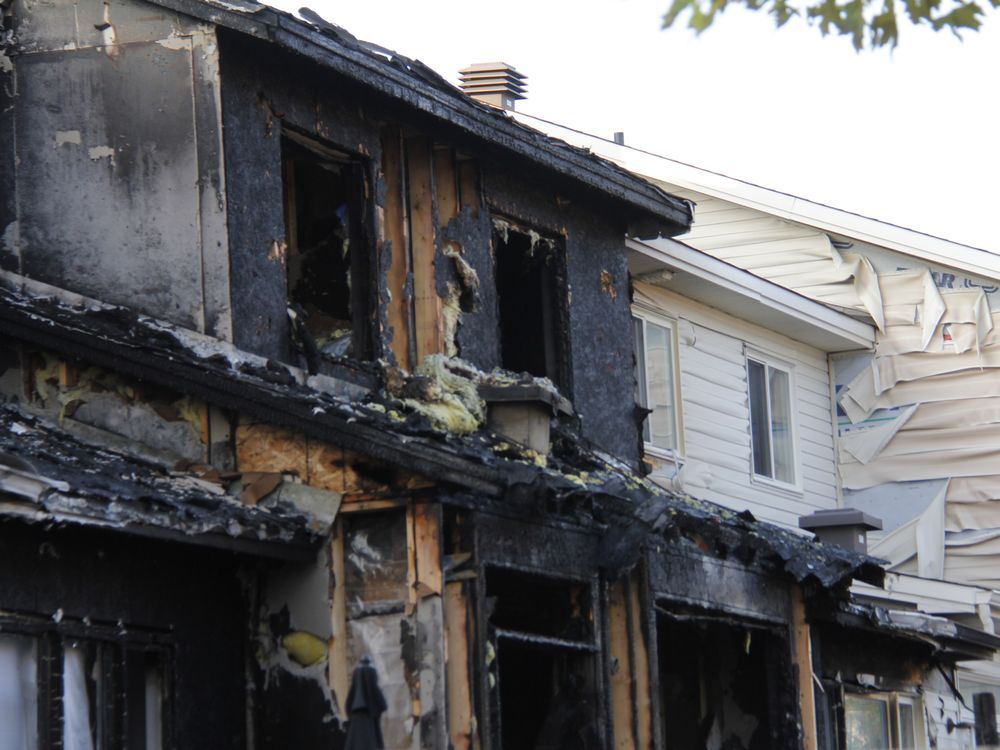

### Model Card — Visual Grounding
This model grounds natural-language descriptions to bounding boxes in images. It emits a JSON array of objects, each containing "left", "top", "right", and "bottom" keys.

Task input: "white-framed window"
[
  {"left": 843, "top": 692, "right": 924, "bottom": 750},
  {"left": 633, "top": 310, "right": 682, "bottom": 456},
  {"left": 745, "top": 349, "right": 797, "bottom": 488}
]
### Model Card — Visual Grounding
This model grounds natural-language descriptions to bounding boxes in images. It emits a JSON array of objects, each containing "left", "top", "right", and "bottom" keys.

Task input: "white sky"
[{"left": 266, "top": 0, "right": 999, "bottom": 252}]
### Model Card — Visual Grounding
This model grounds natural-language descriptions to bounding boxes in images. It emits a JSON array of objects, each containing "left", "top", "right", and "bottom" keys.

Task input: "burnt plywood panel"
[
  {"left": 15, "top": 44, "right": 204, "bottom": 328},
  {"left": 647, "top": 548, "right": 793, "bottom": 623}
]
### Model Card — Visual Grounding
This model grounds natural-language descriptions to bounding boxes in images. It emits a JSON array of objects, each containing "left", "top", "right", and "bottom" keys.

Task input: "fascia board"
[{"left": 628, "top": 236, "right": 875, "bottom": 352}]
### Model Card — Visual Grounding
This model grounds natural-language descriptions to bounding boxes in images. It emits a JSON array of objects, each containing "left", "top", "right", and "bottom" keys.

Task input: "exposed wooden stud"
[
  {"left": 792, "top": 585, "right": 818, "bottom": 750},
  {"left": 414, "top": 501, "right": 444, "bottom": 597},
  {"left": 628, "top": 575, "right": 652, "bottom": 749},
  {"left": 405, "top": 136, "right": 443, "bottom": 363},
  {"left": 381, "top": 126, "right": 413, "bottom": 369},
  {"left": 608, "top": 579, "right": 636, "bottom": 749},
  {"left": 329, "top": 520, "right": 349, "bottom": 719},
  {"left": 408, "top": 501, "right": 448, "bottom": 747},
  {"left": 446, "top": 581, "right": 474, "bottom": 750},
  {"left": 406, "top": 503, "right": 419, "bottom": 616}
]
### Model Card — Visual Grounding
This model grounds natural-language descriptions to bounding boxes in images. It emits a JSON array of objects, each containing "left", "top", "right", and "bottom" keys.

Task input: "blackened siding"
[
  {"left": 484, "top": 167, "right": 638, "bottom": 465},
  {"left": 0, "top": 521, "right": 249, "bottom": 749}
]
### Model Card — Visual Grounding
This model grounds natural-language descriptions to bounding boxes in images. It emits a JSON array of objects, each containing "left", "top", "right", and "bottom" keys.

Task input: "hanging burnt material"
[{"left": 344, "top": 656, "right": 387, "bottom": 750}]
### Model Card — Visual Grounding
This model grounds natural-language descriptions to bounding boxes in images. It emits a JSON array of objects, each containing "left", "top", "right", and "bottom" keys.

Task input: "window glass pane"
[
  {"left": 747, "top": 359, "right": 771, "bottom": 477},
  {"left": 0, "top": 635, "right": 38, "bottom": 750},
  {"left": 645, "top": 322, "right": 676, "bottom": 450},
  {"left": 768, "top": 366, "right": 795, "bottom": 483},
  {"left": 845, "top": 694, "right": 890, "bottom": 750},
  {"left": 899, "top": 701, "right": 916, "bottom": 749},
  {"left": 145, "top": 655, "right": 164, "bottom": 750},
  {"left": 63, "top": 646, "right": 97, "bottom": 750},
  {"left": 633, "top": 317, "right": 650, "bottom": 443}
]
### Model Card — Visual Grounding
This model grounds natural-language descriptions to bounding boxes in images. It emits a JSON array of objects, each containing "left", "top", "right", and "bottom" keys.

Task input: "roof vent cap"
[{"left": 459, "top": 62, "right": 527, "bottom": 111}]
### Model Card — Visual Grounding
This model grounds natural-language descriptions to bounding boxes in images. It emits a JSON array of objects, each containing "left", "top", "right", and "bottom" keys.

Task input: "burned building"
[{"left": 0, "top": 1, "right": 995, "bottom": 748}]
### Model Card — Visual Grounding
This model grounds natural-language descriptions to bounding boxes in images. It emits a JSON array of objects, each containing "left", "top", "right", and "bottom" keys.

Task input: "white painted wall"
[{"left": 635, "top": 281, "right": 839, "bottom": 529}]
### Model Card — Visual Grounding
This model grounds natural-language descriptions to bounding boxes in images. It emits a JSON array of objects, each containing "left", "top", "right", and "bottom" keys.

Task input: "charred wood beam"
[{"left": 0, "top": 296, "right": 507, "bottom": 498}]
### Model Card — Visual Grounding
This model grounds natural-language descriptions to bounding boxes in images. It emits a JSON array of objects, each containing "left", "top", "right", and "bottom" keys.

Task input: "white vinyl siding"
[{"left": 635, "top": 282, "right": 838, "bottom": 529}]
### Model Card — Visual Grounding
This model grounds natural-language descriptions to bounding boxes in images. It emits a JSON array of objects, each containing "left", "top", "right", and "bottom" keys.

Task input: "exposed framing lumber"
[
  {"left": 792, "top": 586, "right": 818, "bottom": 750},
  {"left": 445, "top": 580, "right": 475, "bottom": 750},
  {"left": 381, "top": 126, "right": 413, "bottom": 369},
  {"left": 405, "top": 136, "right": 443, "bottom": 363},
  {"left": 329, "top": 519, "right": 349, "bottom": 717}
]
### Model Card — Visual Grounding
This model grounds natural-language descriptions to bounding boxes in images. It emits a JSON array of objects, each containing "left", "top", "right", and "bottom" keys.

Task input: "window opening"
[
  {"left": 0, "top": 622, "right": 169, "bottom": 750},
  {"left": 484, "top": 568, "right": 599, "bottom": 749},
  {"left": 657, "top": 608, "right": 790, "bottom": 750},
  {"left": 747, "top": 355, "right": 795, "bottom": 485},
  {"left": 282, "top": 132, "right": 370, "bottom": 364},
  {"left": 493, "top": 223, "right": 569, "bottom": 390},
  {"left": 633, "top": 314, "right": 679, "bottom": 452},
  {"left": 841, "top": 692, "right": 924, "bottom": 750}
]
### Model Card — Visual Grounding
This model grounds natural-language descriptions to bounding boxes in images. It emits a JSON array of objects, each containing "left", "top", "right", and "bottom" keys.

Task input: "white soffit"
[
  {"left": 513, "top": 113, "right": 1000, "bottom": 280},
  {"left": 628, "top": 236, "right": 875, "bottom": 353}
]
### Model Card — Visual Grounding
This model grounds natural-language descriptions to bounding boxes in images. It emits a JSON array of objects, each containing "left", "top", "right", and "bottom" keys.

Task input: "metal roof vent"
[
  {"left": 458, "top": 62, "right": 527, "bottom": 111},
  {"left": 799, "top": 508, "right": 883, "bottom": 555}
]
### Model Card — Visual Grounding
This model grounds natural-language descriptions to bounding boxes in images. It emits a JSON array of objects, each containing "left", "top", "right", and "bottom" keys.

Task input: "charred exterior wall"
[
  {"left": 483, "top": 168, "right": 638, "bottom": 462},
  {"left": 6, "top": 0, "right": 231, "bottom": 338},
  {"left": 0, "top": 521, "right": 249, "bottom": 748},
  {"left": 219, "top": 32, "right": 382, "bottom": 362}
]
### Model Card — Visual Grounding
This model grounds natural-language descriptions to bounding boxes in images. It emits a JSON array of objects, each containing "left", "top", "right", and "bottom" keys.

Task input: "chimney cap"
[{"left": 798, "top": 508, "right": 883, "bottom": 532}]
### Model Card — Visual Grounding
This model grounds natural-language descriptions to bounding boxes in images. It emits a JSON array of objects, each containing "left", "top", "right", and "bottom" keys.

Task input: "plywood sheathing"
[{"left": 235, "top": 420, "right": 431, "bottom": 499}]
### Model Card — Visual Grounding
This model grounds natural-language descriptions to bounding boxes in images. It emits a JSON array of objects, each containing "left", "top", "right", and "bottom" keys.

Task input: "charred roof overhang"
[
  {"left": 0, "top": 406, "right": 321, "bottom": 562},
  {"left": 822, "top": 603, "right": 1000, "bottom": 663},
  {"left": 146, "top": 0, "right": 691, "bottom": 238},
  {"left": 0, "top": 279, "right": 883, "bottom": 595}
]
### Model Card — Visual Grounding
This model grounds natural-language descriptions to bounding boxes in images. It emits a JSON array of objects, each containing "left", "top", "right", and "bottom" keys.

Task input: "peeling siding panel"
[
  {"left": 636, "top": 282, "right": 839, "bottom": 528},
  {"left": 663, "top": 172, "right": 1000, "bottom": 590},
  {"left": 10, "top": 0, "right": 230, "bottom": 337}
]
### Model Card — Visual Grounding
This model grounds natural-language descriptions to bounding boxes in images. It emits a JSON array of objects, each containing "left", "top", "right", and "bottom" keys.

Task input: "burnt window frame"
[
  {"left": 0, "top": 612, "right": 174, "bottom": 750},
  {"left": 477, "top": 563, "right": 604, "bottom": 750},
  {"left": 281, "top": 127, "right": 376, "bottom": 367},
  {"left": 490, "top": 217, "right": 573, "bottom": 395}
]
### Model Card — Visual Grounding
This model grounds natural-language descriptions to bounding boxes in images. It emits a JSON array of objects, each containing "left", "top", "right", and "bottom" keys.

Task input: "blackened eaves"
[
  {"left": 140, "top": 0, "right": 691, "bottom": 237},
  {"left": 0, "top": 279, "right": 883, "bottom": 591},
  {"left": 0, "top": 404, "right": 320, "bottom": 560}
]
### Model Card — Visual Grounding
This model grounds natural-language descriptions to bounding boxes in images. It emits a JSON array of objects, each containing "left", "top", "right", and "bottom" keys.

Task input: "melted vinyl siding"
[
  {"left": 655, "top": 181, "right": 872, "bottom": 316},
  {"left": 637, "top": 283, "right": 839, "bottom": 529}
]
